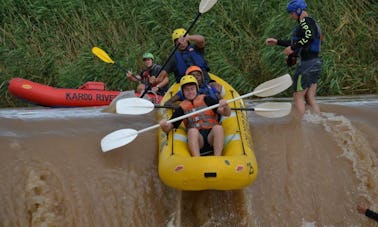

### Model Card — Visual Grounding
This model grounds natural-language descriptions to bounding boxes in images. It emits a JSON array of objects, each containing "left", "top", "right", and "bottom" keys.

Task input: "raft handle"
[{"left": 204, "top": 172, "right": 217, "bottom": 178}]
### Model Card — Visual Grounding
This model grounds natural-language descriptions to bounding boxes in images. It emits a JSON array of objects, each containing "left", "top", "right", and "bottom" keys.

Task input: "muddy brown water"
[{"left": 1, "top": 96, "right": 377, "bottom": 226}]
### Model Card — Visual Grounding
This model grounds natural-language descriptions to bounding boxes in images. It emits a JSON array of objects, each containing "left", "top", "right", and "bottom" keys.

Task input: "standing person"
[
  {"left": 357, "top": 203, "right": 378, "bottom": 222},
  {"left": 159, "top": 75, "right": 231, "bottom": 157},
  {"left": 164, "top": 65, "right": 224, "bottom": 107},
  {"left": 265, "top": 0, "right": 322, "bottom": 118},
  {"left": 126, "top": 52, "right": 168, "bottom": 95},
  {"left": 150, "top": 28, "right": 211, "bottom": 92}
]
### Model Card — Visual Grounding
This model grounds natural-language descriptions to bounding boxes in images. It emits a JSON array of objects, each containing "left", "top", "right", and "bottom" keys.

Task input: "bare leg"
[
  {"left": 305, "top": 83, "right": 320, "bottom": 115},
  {"left": 293, "top": 89, "right": 307, "bottom": 118},
  {"left": 187, "top": 128, "right": 203, "bottom": 157},
  {"left": 208, "top": 125, "right": 224, "bottom": 156}
]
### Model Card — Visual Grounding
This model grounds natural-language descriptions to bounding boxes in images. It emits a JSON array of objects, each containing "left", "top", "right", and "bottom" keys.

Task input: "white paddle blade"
[
  {"left": 253, "top": 74, "right": 293, "bottom": 97},
  {"left": 116, "top": 97, "right": 155, "bottom": 115},
  {"left": 254, "top": 102, "right": 292, "bottom": 118},
  {"left": 101, "top": 129, "right": 138, "bottom": 152},
  {"left": 199, "top": 0, "right": 218, "bottom": 13}
]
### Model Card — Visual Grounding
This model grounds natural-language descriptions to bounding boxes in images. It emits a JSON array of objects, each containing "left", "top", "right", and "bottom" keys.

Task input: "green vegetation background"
[{"left": 1, "top": 0, "right": 377, "bottom": 107}]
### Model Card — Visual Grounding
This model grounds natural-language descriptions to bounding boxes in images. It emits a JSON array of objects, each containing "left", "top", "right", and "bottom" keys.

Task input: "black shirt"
[{"left": 277, "top": 16, "right": 321, "bottom": 60}]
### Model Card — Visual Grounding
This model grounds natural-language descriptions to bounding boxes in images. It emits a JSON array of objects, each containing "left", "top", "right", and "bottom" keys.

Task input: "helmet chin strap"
[{"left": 296, "top": 8, "right": 302, "bottom": 22}]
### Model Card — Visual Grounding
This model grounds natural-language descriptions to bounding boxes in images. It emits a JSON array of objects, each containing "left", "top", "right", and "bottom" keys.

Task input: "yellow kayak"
[{"left": 157, "top": 73, "right": 258, "bottom": 190}]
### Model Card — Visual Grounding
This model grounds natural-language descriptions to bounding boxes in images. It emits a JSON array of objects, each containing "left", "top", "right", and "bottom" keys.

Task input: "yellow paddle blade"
[{"left": 92, "top": 47, "right": 115, "bottom": 64}]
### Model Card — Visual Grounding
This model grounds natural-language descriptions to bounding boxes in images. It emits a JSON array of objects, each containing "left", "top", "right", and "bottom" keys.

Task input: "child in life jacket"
[
  {"left": 164, "top": 65, "right": 224, "bottom": 107},
  {"left": 159, "top": 75, "right": 231, "bottom": 156}
]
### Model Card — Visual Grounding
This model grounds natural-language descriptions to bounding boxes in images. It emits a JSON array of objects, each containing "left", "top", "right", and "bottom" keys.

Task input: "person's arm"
[
  {"left": 266, "top": 38, "right": 291, "bottom": 47},
  {"left": 177, "top": 34, "right": 205, "bottom": 49},
  {"left": 209, "top": 82, "right": 223, "bottom": 99},
  {"left": 187, "top": 34, "right": 205, "bottom": 48},
  {"left": 164, "top": 92, "right": 182, "bottom": 107},
  {"left": 160, "top": 107, "right": 184, "bottom": 133},
  {"left": 153, "top": 55, "right": 176, "bottom": 84},
  {"left": 217, "top": 99, "right": 231, "bottom": 116},
  {"left": 157, "top": 76, "right": 169, "bottom": 89},
  {"left": 277, "top": 39, "right": 291, "bottom": 47},
  {"left": 159, "top": 119, "right": 174, "bottom": 133},
  {"left": 153, "top": 69, "right": 168, "bottom": 84},
  {"left": 204, "top": 96, "right": 231, "bottom": 117},
  {"left": 126, "top": 71, "right": 140, "bottom": 82}
]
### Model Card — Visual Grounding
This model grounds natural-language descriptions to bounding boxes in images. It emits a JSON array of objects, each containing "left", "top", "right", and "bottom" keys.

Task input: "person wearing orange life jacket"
[
  {"left": 150, "top": 28, "right": 211, "bottom": 93},
  {"left": 159, "top": 75, "right": 231, "bottom": 156},
  {"left": 164, "top": 65, "right": 224, "bottom": 107},
  {"left": 126, "top": 52, "right": 168, "bottom": 95}
]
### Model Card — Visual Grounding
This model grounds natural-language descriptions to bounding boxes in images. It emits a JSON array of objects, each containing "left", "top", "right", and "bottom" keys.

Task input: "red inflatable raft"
[{"left": 8, "top": 77, "right": 162, "bottom": 107}]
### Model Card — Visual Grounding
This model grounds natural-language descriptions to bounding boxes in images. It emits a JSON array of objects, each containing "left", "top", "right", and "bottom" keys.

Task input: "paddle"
[
  {"left": 91, "top": 47, "right": 141, "bottom": 81},
  {"left": 101, "top": 74, "right": 292, "bottom": 152},
  {"left": 115, "top": 97, "right": 291, "bottom": 118},
  {"left": 139, "top": 0, "right": 218, "bottom": 98}
]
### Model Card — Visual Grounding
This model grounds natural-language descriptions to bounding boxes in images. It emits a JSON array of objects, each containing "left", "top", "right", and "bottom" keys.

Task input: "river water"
[{"left": 0, "top": 95, "right": 377, "bottom": 226}]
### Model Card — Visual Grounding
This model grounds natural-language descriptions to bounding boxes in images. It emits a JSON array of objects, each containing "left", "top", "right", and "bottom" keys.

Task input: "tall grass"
[{"left": 1, "top": 0, "right": 377, "bottom": 107}]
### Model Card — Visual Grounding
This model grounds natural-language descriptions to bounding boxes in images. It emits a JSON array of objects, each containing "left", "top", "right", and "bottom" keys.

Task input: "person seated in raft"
[
  {"left": 126, "top": 52, "right": 168, "bottom": 95},
  {"left": 159, "top": 75, "right": 231, "bottom": 157},
  {"left": 164, "top": 65, "right": 224, "bottom": 107},
  {"left": 150, "top": 28, "right": 211, "bottom": 92}
]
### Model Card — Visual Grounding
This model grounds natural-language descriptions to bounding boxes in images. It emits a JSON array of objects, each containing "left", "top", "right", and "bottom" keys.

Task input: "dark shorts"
[
  {"left": 199, "top": 129, "right": 214, "bottom": 156},
  {"left": 292, "top": 58, "right": 322, "bottom": 92}
]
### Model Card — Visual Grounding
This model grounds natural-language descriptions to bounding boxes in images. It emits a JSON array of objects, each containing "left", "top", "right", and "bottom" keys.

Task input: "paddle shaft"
[
  {"left": 154, "top": 105, "right": 256, "bottom": 111},
  {"left": 137, "top": 81, "right": 283, "bottom": 135},
  {"left": 113, "top": 62, "right": 141, "bottom": 82},
  {"left": 92, "top": 47, "right": 141, "bottom": 81},
  {"left": 116, "top": 74, "right": 291, "bottom": 116},
  {"left": 114, "top": 62, "right": 128, "bottom": 73},
  {"left": 101, "top": 73, "right": 291, "bottom": 152}
]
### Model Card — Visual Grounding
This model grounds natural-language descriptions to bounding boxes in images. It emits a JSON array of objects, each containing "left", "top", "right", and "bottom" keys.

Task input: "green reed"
[{"left": 1, "top": 0, "right": 377, "bottom": 107}]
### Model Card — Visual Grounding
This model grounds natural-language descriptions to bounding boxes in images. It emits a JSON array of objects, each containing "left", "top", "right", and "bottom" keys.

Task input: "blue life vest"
[
  {"left": 311, "top": 20, "right": 322, "bottom": 53},
  {"left": 175, "top": 45, "right": 210, "bottom": 79}
]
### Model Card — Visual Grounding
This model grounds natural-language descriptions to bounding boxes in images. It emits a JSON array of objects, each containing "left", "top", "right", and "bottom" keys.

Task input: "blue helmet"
[{"left": 287, "top": 0, "right": 307, "bottom": 16}]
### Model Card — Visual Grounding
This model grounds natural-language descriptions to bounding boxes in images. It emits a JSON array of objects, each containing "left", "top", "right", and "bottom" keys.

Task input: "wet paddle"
[
  {"left": 101, "top": 74, "right": 292, "bottom": 152},
  {"left": 139, "top": 0, "right": 218, "bottom": 98},
  {"left": 116, "top": 97, "right": 291, "bottom": 118},
  {"left": 91, "top": 47, "right": 140, "bottom": 81}
]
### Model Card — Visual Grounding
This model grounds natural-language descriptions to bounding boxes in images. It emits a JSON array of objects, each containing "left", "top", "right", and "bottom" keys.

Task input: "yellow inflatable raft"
[{"left": 157, "top": 73, "right": 258, "bottom": 191}]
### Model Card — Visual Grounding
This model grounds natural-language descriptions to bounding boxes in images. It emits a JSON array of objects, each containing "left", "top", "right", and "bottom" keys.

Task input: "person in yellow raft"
[
  {"left": 150, "top": 28, "right": 211, "bottom": 92},
  {"left": 126, "top": 52, "right": 167, "bottom": 94},
  {"left": 159, "top": 75, "right": 231, "bottom": 157},
  {"left": 164, "top": 65, "right": 223, "bottom": 107}
]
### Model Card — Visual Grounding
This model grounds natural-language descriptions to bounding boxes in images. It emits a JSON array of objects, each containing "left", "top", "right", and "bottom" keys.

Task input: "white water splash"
[
  {"left": 301, "top": 218, "right": 317, "bottom": 227},
  {"left": 0, "top": 107, "right": 108, "bottom": 119},
  {"left": 304, "top": 111, "right": 378, "bottom": 209}
]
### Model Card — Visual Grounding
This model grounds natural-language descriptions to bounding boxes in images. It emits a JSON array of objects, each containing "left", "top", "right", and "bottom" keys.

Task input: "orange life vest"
[{"left": 179, "top": 95, "right": 219, "bottom": 129}]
